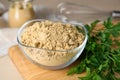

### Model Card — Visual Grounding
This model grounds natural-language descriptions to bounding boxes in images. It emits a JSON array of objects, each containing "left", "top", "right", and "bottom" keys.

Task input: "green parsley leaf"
[{"left": 68, "top": 17, "right": 120, "bottom": 80}]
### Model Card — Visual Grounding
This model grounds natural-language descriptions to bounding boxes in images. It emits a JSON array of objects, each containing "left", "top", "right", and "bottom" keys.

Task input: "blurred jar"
[{"left": 8, "top": 0, "right": 35, "bottom": 28}]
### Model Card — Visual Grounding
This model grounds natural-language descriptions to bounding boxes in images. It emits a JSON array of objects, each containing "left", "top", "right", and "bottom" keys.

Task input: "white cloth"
[{"left": 0, "top": 28, "right": 18, "bottom": 57}]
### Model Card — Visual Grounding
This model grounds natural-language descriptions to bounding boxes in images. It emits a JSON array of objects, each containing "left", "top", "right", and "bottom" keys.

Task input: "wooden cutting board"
[{"left": 8, "top": 45, "right": 86, "bottom": 80}]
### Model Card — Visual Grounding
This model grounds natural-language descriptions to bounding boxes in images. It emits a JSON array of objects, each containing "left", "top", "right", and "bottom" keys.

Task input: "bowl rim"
[{"left": 17, "top": 19, "right": 88, "bottom": 52}]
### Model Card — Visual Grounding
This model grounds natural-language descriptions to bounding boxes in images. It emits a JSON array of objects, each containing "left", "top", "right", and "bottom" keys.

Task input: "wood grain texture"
[{"left": 8, "top": 45, "right": 86, "bottom": 80}]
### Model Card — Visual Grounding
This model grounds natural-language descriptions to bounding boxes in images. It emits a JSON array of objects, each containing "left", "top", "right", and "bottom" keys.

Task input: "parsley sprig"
[{"left": 68, "top": 17, "right": 120, "bottom": 80}]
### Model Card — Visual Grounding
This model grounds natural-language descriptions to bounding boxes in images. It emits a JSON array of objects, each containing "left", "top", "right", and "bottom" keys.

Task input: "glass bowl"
[{"left": 17, "top": 19, "right": 88, "bottom": 70}]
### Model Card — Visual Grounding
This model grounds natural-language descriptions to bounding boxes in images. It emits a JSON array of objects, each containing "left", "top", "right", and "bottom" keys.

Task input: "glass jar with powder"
[{"left": 8, "top": 0, "right": 35, "bottom": 28}]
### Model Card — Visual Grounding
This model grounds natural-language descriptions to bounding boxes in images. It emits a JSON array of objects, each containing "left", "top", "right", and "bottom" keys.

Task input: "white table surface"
[{"left": 0, "top": 0, "right": 120, "bottom": 80}]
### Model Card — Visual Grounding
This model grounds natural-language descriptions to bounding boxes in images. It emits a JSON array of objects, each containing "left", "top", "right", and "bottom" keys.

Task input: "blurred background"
[
  {"left": 0, "top": 0, "right": 120, "bottom": 25},
  {"left": 1, "top": 0, "right": 120, "bottom": 10}
]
